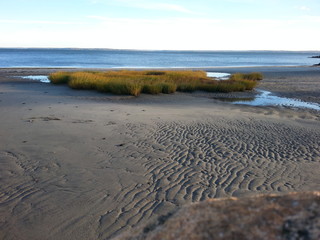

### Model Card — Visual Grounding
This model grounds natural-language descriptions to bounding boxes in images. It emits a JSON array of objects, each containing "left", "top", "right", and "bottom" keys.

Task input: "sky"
[{"left": 0, "top": 0, "right": 319, "bottom": 50}]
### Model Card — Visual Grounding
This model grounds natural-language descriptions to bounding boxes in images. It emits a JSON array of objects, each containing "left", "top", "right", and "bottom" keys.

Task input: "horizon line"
[{"left": 0, "top": 47, "right": 319, "bottom": 52}]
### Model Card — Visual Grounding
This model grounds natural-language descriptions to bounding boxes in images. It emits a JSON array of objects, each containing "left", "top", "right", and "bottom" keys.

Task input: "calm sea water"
[{"left": 0, "top": 48, "right": 319, "bottom": 68}]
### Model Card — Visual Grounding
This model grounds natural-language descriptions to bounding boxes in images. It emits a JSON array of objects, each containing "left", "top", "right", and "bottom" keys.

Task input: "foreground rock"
[{"left": 114, "top": 192, "right": 320, "bottom": 240}]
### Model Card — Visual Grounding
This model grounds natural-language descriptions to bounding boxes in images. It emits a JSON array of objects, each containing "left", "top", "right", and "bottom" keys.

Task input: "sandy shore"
[{"left": 0, "top": 66, "right": 319, "bottom": 239}]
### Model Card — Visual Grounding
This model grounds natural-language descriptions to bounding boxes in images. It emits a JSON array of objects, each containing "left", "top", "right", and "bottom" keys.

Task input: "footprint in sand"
[
  {"left": 27, "top": 116, "right": 61, "bottom": 122},
  {"left": 105, "top": 121, "right": 117, "bottom": 126},
  {"left": 71, "top": 119, "right": 94, "bottom": 124}
]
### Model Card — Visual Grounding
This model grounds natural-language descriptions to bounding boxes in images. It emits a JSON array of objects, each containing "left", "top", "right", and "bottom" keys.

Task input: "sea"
[{"left": 0, "top": 48, "right": 319, "bottom": 68}]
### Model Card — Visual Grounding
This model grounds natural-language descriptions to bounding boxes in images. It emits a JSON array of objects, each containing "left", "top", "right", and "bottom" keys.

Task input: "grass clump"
[
  {"left": 106, "top": 81, "right": 142, "bottom": 96},
  {"left": 229, "top": 72, "right": 263, "bottom": 81},
  {"left": 68, "top": 72, "right": 103, "bottom": 90},
  {"left": 142, "top": 84, "right": 163, "bottom": 94},
  {"left": 49, "top": 72, "right": 71, "bottom": 84},
  {"left": 161, "top": 83, "right": 177, "bottom": 94},
  {"left": 49, "top": 70, "right": 262, "bottom": 96},
  {"left": 145, "top": 71, "right": 166, "bottom": 76}
]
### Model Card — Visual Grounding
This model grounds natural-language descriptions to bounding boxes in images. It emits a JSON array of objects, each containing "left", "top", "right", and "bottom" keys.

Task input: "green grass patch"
[{"left": 49, "top": 70, "right": 262, "bottom": 96}]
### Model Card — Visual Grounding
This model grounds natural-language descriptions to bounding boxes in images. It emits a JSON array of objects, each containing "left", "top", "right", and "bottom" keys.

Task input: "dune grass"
[{"left": 49, "top": 70, "right": 262, "bottom": 96}]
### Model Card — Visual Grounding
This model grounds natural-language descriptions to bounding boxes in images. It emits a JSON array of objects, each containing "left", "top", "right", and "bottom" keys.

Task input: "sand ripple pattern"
[{"left": 99, "top": 119, "right": 320, "bottom": 238}]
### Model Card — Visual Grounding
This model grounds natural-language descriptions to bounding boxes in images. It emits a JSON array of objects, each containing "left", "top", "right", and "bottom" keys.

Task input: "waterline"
[
  {"left": 214, "top": 89, "right": 320, "bottom": 111},
  {"left": 206, "top": 72, "right": 231, "bottom": 80},
  {"left": 20, "top": 75, "right": 50, "bottom": 83}
]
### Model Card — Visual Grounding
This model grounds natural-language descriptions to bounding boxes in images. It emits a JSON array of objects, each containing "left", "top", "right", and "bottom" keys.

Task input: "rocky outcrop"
[
  {"left": 310, "top": 55, "right": 320, "bottom": 66},
  {"left": 114, "top": 192, "right": 320, "bottom": 240}
]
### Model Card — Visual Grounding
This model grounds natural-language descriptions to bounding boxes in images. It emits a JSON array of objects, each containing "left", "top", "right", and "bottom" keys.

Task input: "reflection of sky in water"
[
  {"left": 234, "top": 90, "right": 320, "bottom": 111},
  {"left": 206, "top": 72, "right": 230, "bottom": 80},
  {"left": 21, "top": 75, "right": 50, "bottom": 83}
]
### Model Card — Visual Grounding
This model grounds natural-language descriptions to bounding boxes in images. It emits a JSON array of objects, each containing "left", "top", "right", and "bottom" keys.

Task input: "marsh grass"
[
  {"left": 229, "top": 72, "right": 263, "bottom": 81},
  {"left": 49, "top": 70, "right": 261, "bottom": 96},
  {"left": 49, "top": 71, "right": 71, "bottom": 84}
]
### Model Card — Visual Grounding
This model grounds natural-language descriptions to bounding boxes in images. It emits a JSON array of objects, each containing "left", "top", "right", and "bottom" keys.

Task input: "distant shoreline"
[
  {"left": 0, "top": 47, "right": 319, "bottom": 52},
  {"left": 0, "top": 65, "right": 318, "bottom": 75},
  {"left": 0, "top": 64, "right": 317, "bottom": 70}
]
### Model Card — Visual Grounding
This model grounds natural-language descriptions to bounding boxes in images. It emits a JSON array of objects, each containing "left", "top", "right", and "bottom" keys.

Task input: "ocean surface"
[{"left": 0, "top": 48, "right": 319, "bottom": 68}]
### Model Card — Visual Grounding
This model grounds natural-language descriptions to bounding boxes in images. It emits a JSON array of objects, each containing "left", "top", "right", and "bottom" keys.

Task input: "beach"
[{"left": 0, "top": 66, "right": 319, "bottom": 239}]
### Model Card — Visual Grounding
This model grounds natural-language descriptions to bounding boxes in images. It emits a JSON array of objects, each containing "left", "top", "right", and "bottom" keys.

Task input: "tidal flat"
[{"left": 0, "top": 66, "right": 319, "bottom": 239}]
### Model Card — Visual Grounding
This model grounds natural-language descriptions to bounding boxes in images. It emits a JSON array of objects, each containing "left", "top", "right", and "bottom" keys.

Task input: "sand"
[{"left": 0, "top": 66, "right": 319, "bottom": 239}]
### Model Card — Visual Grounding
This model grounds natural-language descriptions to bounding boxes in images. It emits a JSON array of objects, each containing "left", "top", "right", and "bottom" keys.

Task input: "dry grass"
[
  {"left": 229, "top": 72, "right": 263, "bottom": 81},
  {"left": 49, "top": 70, "right": 261, "bottom": 96}
]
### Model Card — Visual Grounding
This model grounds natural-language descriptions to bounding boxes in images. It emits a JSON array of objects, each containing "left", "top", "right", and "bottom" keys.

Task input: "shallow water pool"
[
  {"left": 216, "top": 89, "right": 320, "bottom": 111},
  {"left": 21, "top": 75, "right": 50, "bottom": 83},
  {"left": 206, "top": 72, "right": 231, "bottom": 80}
]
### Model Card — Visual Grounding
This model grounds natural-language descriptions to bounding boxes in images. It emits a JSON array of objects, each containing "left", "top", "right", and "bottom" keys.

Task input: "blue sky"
[{"left": 0, "top": 0, "right": 319, "bottom": 50}]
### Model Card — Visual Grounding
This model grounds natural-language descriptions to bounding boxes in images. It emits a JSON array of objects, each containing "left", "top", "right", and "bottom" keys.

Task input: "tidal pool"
[
  {"left": 21, "top": 75, "right": 50, "bottom": 83},
  {"left": 215, "top": 89, "right": 320, "bottom": 111},
  {"left": 206, "top": 72, "right": 231, "bottom": 80}
]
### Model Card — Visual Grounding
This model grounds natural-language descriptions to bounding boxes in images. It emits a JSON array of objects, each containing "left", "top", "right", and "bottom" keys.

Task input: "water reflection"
[
  {"left": 206, "top": 72, "right": 231, "bottom": 80},
  {"left": 21, "top": 75, "right": 50, "bottom": 83},
  {"left": 214, "top": 89, "right": 320, "bottom": 111}
]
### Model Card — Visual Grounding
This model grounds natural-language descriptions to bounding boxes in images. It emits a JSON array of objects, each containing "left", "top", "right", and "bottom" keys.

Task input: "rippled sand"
[{"left": 0, "top": 67, "right": 319, "bottom": 239}]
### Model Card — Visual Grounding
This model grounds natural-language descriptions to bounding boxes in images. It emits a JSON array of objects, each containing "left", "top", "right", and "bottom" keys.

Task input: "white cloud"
[
  {"left": 295, "top": 6, "right": 310, "bottom": 11},
  {"left": 1, "top": 16, "right": 319, "bottom": 50},
  {"left": 139, "top": 2, "right": 193, "bottom": 13},
  {"left": 0, "top": 19, "right": 83, "bottom": 25},
  {"left": 95, "top": 0, "right": 196, "bottom": 14},
  {"left": 225, "top": 0, "right": 255, "bottom": 2},
  {"left": 78, "top": 16, "right": 320, "bottom": 50},
  {"left": 300, "top": 15, "right": 320, "bottom": 22}
]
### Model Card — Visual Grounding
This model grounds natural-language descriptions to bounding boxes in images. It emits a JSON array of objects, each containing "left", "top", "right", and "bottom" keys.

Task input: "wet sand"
[{"left": 0, "top": 67, "right": 319, "bottom": 239}]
